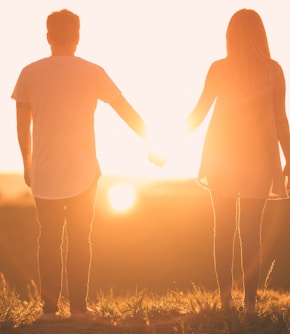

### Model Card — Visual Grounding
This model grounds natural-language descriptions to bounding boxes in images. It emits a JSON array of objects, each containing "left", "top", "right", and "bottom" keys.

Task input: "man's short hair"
[{"left": 47, "top": 9, "right": 80, "bottom": 45}]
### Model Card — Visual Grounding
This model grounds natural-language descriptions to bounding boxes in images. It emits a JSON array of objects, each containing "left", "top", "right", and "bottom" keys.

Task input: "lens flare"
[{"left": 108, "top": 183, "right": 136, "bottom": 212}]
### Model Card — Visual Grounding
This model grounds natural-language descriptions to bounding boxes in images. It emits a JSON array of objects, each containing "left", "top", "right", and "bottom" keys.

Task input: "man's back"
[{"left": 12, "top": 56, "right": 121, "bottom": 198}]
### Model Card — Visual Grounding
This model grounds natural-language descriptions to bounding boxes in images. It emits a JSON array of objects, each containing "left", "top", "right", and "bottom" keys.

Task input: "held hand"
[
  {"left": 145, "top": 127, "right": 168, "bottom": 167},
  {"left": 146, "top": 120, "right": 188, "bottom": 168},
  {"left": 147, "top": 150, "right": 167, "bottom": 167}
]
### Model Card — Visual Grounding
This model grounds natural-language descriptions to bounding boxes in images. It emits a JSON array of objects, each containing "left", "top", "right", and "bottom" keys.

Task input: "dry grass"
[{"left": 0, "top": 274, "right": 289, "bottom": 333}]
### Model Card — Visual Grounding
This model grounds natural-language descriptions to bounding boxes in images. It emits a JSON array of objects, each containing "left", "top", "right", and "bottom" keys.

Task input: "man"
[{"left": 11, "top": 9, "right": 146, "bottom": 320}]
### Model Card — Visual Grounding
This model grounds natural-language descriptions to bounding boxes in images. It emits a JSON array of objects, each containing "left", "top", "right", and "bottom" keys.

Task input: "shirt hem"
[{"left": 32, "top": 173, "right": 100, "bottom": 200}]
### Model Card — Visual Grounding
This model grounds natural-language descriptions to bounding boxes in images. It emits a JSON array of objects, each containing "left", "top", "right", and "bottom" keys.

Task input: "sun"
[{"left": 108, "top": 183, "right": 137, "bottom": 213}]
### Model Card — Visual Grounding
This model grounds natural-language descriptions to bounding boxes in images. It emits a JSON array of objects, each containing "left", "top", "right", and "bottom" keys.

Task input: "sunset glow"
[
  {"left": 108, "top": 183, "right": 137, "bottom": 212},
  {"left": 1, "top": 1, "right": 289, "bottom": 181}
]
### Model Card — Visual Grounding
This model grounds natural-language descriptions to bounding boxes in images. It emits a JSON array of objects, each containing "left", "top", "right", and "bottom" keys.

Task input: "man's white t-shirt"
[{"left": 12, "top": 56, "right": 121, "bottom": 199}]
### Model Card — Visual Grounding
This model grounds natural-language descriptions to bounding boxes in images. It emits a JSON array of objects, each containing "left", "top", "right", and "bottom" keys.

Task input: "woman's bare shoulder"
[{"left": 207, "top": 58, "right": 229, "bottom": 76}]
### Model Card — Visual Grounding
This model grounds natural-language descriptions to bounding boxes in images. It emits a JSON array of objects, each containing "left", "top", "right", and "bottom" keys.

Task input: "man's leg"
[
  {"left": 65, "top": 179, "right": 98, "bottom": 314},
  {"left": 34, "top": 198, "right": 65, "bottom": 314}
]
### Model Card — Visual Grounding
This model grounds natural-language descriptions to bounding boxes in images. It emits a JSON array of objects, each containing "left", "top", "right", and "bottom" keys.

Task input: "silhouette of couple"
[{"left": 11, "top": 8, "right": 290, "bottom": 320}]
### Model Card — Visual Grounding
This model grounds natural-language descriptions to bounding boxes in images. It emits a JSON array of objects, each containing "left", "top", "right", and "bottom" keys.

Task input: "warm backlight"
[{"left": 108, "top": 183, "right": 137, "bottom": 212}]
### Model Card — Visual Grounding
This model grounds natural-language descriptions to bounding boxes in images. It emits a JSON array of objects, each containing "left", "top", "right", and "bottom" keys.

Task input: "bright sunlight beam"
[
  {"left": 2, "top": 1, "right": 289, "bottom": 179},
  {"left": 148, "top": 118, "right": 190, "bottom": 162},
  {"left": 108, "top": 183, "right": 137, "bottom": 213}
]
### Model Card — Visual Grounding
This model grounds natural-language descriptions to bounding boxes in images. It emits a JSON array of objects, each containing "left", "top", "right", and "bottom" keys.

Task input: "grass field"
[
  {"left": 0, "top": 273, "right": 289, "bottom": 333},
  {"left": 0, "top": 175, "right": 290, "bottom": 333}
]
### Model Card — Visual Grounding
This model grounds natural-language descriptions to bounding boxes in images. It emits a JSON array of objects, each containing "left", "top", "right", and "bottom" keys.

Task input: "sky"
[{"left": 1, "top": 0, "right": 290, "bottom": 179}]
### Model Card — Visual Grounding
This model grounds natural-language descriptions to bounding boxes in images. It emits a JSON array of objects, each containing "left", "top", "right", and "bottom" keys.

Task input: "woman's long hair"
[{"left": 226, "top": 9, "right": 272, "bottom": 90}]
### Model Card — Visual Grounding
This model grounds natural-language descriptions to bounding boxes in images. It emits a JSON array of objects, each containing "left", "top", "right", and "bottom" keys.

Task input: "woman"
[{"left": 187, "top": 9, "right": 290, "bottom": 312}]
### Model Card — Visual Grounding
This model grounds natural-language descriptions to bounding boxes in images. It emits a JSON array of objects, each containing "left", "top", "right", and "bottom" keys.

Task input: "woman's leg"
[
  {"left": 34, "top": 198, "right": 66, "bottom": 314},
  {"left": 239, "top": 198, "right": 266, "bottom": 309},
  {"left": 210, "top": 192, "right": 237, "bottom": 309}
]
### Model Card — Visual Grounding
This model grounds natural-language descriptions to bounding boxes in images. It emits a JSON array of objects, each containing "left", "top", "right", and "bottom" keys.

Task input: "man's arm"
[
  {"left": 109, "top": 95, "right": 147, "bottom": 139},
  {"left": 110, "top": 95, "right": 167, "bottom": 166},
  {"left": 16, "top": 101, "right": 32, "bottom": 187}
]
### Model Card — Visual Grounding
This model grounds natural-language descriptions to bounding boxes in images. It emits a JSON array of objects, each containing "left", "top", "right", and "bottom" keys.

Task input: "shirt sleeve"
[{"left": 11, "top": 68, "right": 29, "bottom": 103}]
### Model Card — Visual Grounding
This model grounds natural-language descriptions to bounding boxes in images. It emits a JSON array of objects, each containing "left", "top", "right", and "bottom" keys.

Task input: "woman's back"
[{"left": 198, "top": 57, "right": 287, "bottom": 199}]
